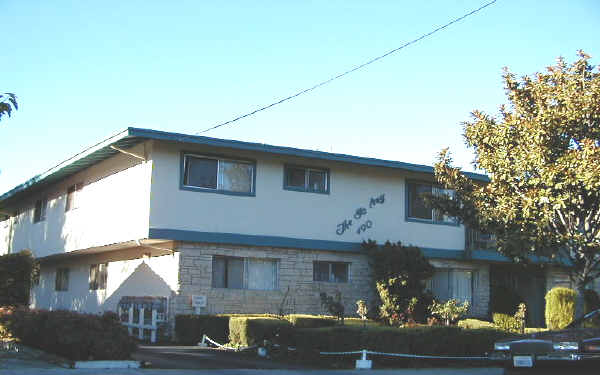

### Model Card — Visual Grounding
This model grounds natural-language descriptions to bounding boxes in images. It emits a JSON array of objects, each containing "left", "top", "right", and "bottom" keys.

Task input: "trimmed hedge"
[
  {"left": 457, "top": 318, "right": 496, "bottom": 330},
  {"left": 293, "top": 325, "right": 513, "bottom": 358},
  {"left": 285, "top": 314, "right": 337, "bottom": 328},
  {"left": 175, "top": 315, "right": 230, "bottom": 345},
  {"left": 0, "top": 307, "right": 137, "bottom": 361},
  {"left": 229, "top": 316, "right": 292, "bottom": 347},
  {"left": 545, "top": 287, "right": 576, "bottom": 330}
]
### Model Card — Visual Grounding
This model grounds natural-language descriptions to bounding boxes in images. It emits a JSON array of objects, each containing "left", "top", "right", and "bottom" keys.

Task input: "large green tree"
[
  {"left": 431, "top": 51, "right": 600, "bottom": 318},
  {"left": 0, "top": 93, "right": 18, "bottom": 122}
]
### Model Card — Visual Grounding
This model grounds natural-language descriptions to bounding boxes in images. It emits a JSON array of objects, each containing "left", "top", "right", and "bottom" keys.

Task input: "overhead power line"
[{"left": 197, "top": 0, "right": 497, "bottom": 135}]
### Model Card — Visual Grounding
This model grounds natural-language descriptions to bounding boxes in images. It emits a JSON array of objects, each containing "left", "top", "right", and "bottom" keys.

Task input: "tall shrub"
[
  {"left": 363, "top": 240, "right": 434, "bottom": 325},
  {"left": 0, "top": 250, "right": 36, "bottom": 306},
  {"left": 545, "top": 287, "right": 576, "bottom": 330}
]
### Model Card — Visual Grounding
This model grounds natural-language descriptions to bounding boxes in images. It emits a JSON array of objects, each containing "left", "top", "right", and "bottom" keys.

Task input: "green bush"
[
  {"left": 492, "top": 313, "right": 522, "bottom": 333},
  {"left": 428, "top": 299, "right": 470, "bottom": 325},
  {"left": 175, "top": 315, "right": 230, "bottom": 345},
  {"left": 458, "top": 318, "right": 496, "bottom": 329},
  {"left": 285, "top": 314, "right": 337, "bottom": 328},
  {"left": 545, "top": 287, "right": 576, "bottom": 330},
  {"left": 0, "top": 307, "right": 137, "bottom": 361},
  {"left": 229, "top": 317, "right": 292, "bottom": 347},
  {"left": 293, "top": 325, "right": 512, "bottom": 359},
  {"left": 363, "top": 240, "right": 435, "bottom": 325},
  {"left": 0, "top": 250, "right": 36, "bottom": 306},
  {"left": 490, "top": 285, "right": 522, "bottom": 315}
]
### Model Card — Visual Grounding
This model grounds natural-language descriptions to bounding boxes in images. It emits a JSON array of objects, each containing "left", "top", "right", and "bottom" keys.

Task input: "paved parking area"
[{"left": 132, "top": 345, "right": 307, "bottom": 370}]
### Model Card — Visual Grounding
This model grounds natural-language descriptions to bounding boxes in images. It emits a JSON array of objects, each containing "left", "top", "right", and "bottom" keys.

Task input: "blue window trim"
[
  {"left": 179, "top": 151, "right": 257, "bottom": 197},
  {"left": 404, "top": 179, "right": 459, "bottom": 227},
  {"left": 283, "top": 163, "right": 330, "bottom": 195}
]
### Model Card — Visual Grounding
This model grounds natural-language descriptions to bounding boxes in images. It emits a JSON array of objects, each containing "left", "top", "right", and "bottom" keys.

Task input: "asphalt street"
[{"left": 3, "top": 345, "right": 600, "bottom": 375}]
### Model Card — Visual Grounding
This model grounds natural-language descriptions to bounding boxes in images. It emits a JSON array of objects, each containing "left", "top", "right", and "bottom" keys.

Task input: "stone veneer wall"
[
  {"left": 170, "top": 242, "right": 492, "bottom": 324},
  {"left": 428, "top": 259, "right": 490, "bottom": 318},
  {"left": 171, "top": 242, "right": 376, "bottom": 320}
]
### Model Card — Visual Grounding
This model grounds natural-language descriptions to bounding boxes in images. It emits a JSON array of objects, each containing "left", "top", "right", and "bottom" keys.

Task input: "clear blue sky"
[{"left": 1, "top": 0, "right": 598, "bottom": 194}]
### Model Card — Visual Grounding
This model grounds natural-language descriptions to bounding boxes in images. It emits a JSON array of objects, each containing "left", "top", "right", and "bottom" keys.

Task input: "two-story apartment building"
[{"left": 0, "top": 127, "right": 577, "bottom": 330}]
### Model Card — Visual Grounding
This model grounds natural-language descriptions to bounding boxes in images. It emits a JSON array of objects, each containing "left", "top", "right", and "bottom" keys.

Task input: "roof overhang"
[
  {"left": 38, "top": 239, "right": 175, "bottom": 263},
  {"left": 0, "top": 127, "right": 489, "bottom": 209}
]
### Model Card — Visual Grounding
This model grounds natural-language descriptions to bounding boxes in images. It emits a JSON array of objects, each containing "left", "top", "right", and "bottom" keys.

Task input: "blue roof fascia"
[
  {"left": 469, "top": 249, "right": 573, "bottom": 267},
  {"left": 149, "top": 228, "right": 478, "bottom": 261},
  {"left": 128, "top": 127, "right": 489, "bottom": 182}
]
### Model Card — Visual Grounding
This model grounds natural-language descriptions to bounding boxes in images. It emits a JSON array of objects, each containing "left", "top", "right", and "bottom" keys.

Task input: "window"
[
  {"left": 55, "top": 268, "right": 69, "bottom": 291},
  {"left": 427, "top": 269, "right": 474, "bottom": 304},
  {"left": 284, "top": 165, "right": 329, "bottom": 193},
  {"left": 89, "top": 263, "right": 108, "bottom": 290},
  {"left": 33, "top": 198, "right": 48, "bottom": 223},
  {"left": 212, "top": 256, "right": 278, "bottom": 290},
  {"left": 65, "top": 183, "right": 83, "bottom": 211},
  {"left": 313, "top": 261, "right": 349, "bottom": 283},
  {"left": 182, "top": 154, "right": 255, "bottom": 195},
  {"left": 406, "top": 182, "right": 457, "bottom": 224},
  {"left": 466, "top": 227, "right": 496, "bottom": 250}
]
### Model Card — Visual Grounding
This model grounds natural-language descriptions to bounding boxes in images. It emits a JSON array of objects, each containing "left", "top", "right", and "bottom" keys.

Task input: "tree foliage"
[
  {"left": 0, "top": 93, "right": 18, "bottom": 121},
  {"left": 430, "top": 52, "right": 600, "bottom": 314}
]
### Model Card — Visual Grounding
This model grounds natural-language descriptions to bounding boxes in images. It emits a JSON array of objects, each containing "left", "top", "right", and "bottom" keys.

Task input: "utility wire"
[{"left": 196, "top": 0, "right": 497, "bottom": 135}]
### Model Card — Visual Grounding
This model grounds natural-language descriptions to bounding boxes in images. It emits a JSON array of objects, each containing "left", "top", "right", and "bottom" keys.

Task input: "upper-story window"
[
  {"left": 406, "top": 181, "right": 457, "bottom": 225},
  {"left": 33, "top": 198, "right": 48, "bottom": 223},
  {"left": 466, "top": 227, "right": 496, "bottom": 250},
  {"left": 182, "top": 154, "right": 255, "bottom": 195},
  {"left": 65, "top": 183, "right": 83, "bottom": 211},
  {"left": 284, "top": 165, "right": 329, "bottom": 194}
]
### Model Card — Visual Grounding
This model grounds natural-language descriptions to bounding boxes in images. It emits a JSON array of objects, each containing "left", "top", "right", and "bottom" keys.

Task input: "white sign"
[{"left": 191, "top": 295, "right": 207, "bottom": 308}]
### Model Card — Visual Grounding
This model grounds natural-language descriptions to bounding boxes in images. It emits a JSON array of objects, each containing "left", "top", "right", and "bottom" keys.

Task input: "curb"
[{"left": 72, "top": 360, "right": 141, "bottom": 369}]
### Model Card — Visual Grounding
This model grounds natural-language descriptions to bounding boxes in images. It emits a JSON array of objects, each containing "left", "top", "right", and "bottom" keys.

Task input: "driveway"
[{"left": 132, "top": 345, "right": 308, "bottom": 370}]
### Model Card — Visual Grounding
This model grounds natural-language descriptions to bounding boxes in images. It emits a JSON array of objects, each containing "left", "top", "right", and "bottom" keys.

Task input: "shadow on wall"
[
  {"left": 33, "top": 258, "right": 175, "bottom": 314},
  {"left": 104, "top": 261, "right": 174, "bottom": 311}
]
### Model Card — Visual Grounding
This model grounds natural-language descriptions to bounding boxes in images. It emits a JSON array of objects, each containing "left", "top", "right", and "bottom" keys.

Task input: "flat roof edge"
[{"left": 129, "top": 127, "right": 489, "bottom": 181}]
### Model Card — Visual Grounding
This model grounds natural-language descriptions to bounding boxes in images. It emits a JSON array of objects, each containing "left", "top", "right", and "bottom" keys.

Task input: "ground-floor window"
[
  {"left": 427, "top": 269, "right": 475, "bottom": 304},
  {"left": 212, "top": 256, "right": 278, "bottom": 290},
  {"left": 313, "top": 261, "right": 349, "bottom": 283},
  {"left": 55, "top": 267, "right": 69, "bottom": 291},
  {"left": 89, "top": 263, "right": 108, "bottom": 290}
]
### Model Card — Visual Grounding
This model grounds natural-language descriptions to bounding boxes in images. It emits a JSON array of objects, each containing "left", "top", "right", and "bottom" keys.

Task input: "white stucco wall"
[
  {"left": 149, "top": 141, "right": 466, "bottom": 251},
  {"left": 6, "top": 143, "right": 153, "bottom": 258},
  {"left": 31, "top": 248, "right": 179, "bottom": 313}
]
